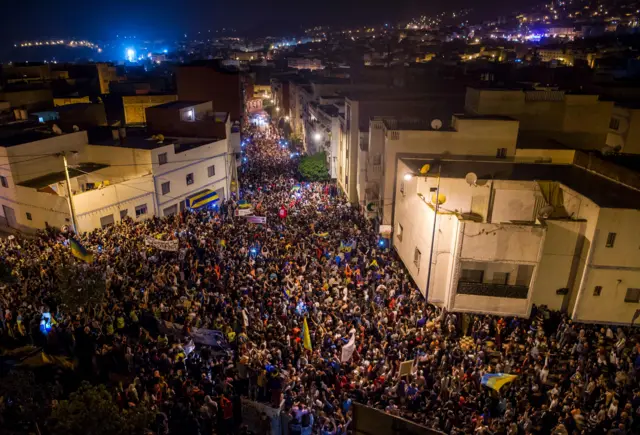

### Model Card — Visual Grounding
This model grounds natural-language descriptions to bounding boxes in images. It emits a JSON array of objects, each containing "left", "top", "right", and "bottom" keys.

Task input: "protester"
[{"left": 0, "top": 113, "right": 639, "bottom": 435}]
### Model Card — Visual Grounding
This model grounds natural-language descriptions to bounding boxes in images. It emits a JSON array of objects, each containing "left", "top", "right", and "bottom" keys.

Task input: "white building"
[
  {"left": 364, "top": 115, "right": 520, "bottom": 224},
  {"left": 393, "top": 157, "right": 640, "bottom": 324},
  {"left": 0, "top": 117, "right": 233, "bottom": 234}
]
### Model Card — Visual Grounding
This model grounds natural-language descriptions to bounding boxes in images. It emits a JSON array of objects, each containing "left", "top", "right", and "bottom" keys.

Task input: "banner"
[
  {"left": 341, "top": 333, "right": 356, "bottom": 362},
  {"left": 246, "top": 216, "right": 266, "bottom": 224},
  {"left": 144, "top": 237, "right": 179, "bottom": 252},
  {"left": 158, "top": 320, "right": 225, "bottom": 347},
  {"left": 379, "top": 225, "right": 392, "bottom": 238},
  {"left": 236, "top": 208, "right": 254, "bottom": 217}
]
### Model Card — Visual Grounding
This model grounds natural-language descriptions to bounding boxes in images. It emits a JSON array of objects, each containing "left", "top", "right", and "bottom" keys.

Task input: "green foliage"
[
  {"left": 298, "top": 152, "right": 330, "bottom": 181},
  {"left": 49, "top": 382, "right": 154, "bottom": 435},
  {"left": 54, "top": 265, "right": 106, "bottom": 312}
]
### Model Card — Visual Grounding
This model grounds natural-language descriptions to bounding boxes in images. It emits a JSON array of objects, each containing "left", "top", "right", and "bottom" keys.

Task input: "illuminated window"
[{"left": 183, "top": 109, "right": 195, "bottom": 121}]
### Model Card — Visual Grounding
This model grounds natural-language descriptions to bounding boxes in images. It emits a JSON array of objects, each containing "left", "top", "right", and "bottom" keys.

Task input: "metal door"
[{"left": 2, "top": 205, "right": 17, "bottom": 228}]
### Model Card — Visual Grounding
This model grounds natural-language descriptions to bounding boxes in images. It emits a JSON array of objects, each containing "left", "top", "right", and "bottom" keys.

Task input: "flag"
[
  {"left": 69, "top": 238, "right": 93, "bottom": 263},
  {"left": 315, "top": 232, "right": 329, "bottom": 238},
  {"left": 283, "top": 287, "right": 292, "bottom": 299},
  {"left": 369, "top": 259, "right": 379, "bottom": 268},
  {"left": 632, "top": 308, "right": 640, "bottom": 325},
  {"left": 341, "top": 332, "right": 356, "bottom": 362},
  {"left": 340, "top": 240, "right": 356, "bottom": 253},
  {"left": 302, "top": 317, "right": 312, "bottom": 351},
  {"left": 481, "top": 373, "right": 517, "bottom": 391}
]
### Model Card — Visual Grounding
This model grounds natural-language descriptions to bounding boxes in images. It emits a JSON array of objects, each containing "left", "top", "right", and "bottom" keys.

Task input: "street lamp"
[
  {"left": 313, "top": 132, "right": 322, "bottom": 142},
  {"left": 276, "top": 107, "right": 280, "bottom": 112},
  {"left": 403, "top": 173, "right": 413, "bottom": 181},
  {"left": 285, "top": 116, "right": 290, "bottom": 122}
]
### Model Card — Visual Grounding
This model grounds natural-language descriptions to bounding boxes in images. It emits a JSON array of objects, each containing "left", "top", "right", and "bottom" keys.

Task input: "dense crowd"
[{"left": 1, "top": 115, "right": 640, "bottom": 435}]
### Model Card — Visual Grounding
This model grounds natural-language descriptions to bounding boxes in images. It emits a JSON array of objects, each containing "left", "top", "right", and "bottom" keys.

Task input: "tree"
[
  {"left": 298, "top": 152, "right": 330, "bottom": 181},
  {"left": 0, "top": 370, "right": 51, "bottom": 433},
  {"left": 54, "top": 265, "right": 106, "bottom": 312},
  {"left": 49, "top": 382, "right": 154, "bottom": 435}
]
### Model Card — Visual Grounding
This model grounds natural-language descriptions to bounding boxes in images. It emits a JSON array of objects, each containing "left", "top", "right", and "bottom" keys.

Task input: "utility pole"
[
  {"left": 60, "top": 152, "right": 79, "bottom": 233},
  {"left": 425, "top": 164, "right": 442, "bottom": 301}
]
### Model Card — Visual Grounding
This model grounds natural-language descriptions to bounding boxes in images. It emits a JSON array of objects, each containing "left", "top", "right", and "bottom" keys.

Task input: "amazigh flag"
[
  {"left": 316, "top": 232, "right": 329, "bottom": 238},
  {"left": 340, "top": 240, "right": 356, "bottom": 253},
  {"left": 481, "top": 373, "right": 517, "bottom": 392},
  {"left": 283, "top": 287, "right": 292, "bottom": 299},
  {"left": 302, "top": 317, "right": 312, "bottom": 351},
  {"left": 69, "top": 238, "right": 93, "bottom": 263}
]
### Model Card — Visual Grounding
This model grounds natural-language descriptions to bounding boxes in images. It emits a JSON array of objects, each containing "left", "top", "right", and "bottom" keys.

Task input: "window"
[
  {"left": 183, "top": 109, "right": 195, "bottom": 121},
  {"left": 0, "top": 175, "right": 7, "bottom": 188},
  {"left": 372, "top": 154, "right": 382, "bottom": 165},
  {"left": 624, "top": 288, "right": 640, "bottom": 303},
  {"left": 120, "top": 209, "right": 128, "bottom": 219},
  {"left": 186, "top": 173, "right": 194, "bottom": 185},
  {"left": 461, "top": 269, "right": 484, "bottom": 283},
  {"left": 606, "top": 232, "right": 617, "bottom": 248},
  {"left": 26, "top": 212, "right": 32, "bottom": 221},
  {"left": 100, "top": 214, "right": 115, "bottom": 228},
  {"left": 593, "top": 286, "right": 602, "bottom": 296},
  {"left": 609, "top": 117, "right": 620, "bottom": 131},
  {"left": 161, "top": 181, "right": 171, "bottom": 195},
  {"left": 85, "top": 182, "right": 95, "bottom": 191},
  {"left": 135, "top": 204, "right": 148, "bottom": 217},
  {"left": 492, "top": 272, "right": 510, "bottom": 285},
  {"left": 496, "top": 148, "right": 507, "bottom": 158},
  {"left": 208, "top": 165, "right": 216, "bottom": 178},
  {"left": 158, "top": 153, "right": 168, "bottom": 165},
  {"left": 397, "top": 223, "right": 404, "bottom": 241},
  {"left": 414, "top": 247, "right": 422, "bottom": 269}
]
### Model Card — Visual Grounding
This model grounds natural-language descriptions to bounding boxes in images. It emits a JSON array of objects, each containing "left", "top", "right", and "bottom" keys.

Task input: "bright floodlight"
[
  {"left": 313, "top": 132, "right": 322, "bottom": 142},
  {"left": 285, "top": 116, "right": 290, "bottom": 121},
  {"left": 126, "top": 48, "right": 136, "bottom": 62},
  {"left": 276, "top": 107, "right": 280, "bottom": 112},
  {"left": 403, "top": 173, "right": 413, "bottom": 181}
]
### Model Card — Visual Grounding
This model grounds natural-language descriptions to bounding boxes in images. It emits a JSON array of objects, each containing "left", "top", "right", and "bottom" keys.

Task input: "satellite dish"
[
  {"left": 538, "top": 205, "right": 555, "bottom": 219},
  {"left": 72, "top": 125, "right": 80, "bottom": 132},
  {"left": 430, "top": 119, "right": 443, "bottom": 130},
  {"left": 465, "top": 172, "right": 478, "bottom": 186},
  {"left": 419, "top": 163, "right": 431, "bottom": 175},
  {"left": 52, "top": 124, "right": 62, "bottom": 135}
]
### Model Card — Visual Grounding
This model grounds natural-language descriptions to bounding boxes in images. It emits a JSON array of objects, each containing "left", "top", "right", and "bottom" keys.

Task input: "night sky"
[{"left": 0, "top": 0, "right": 534, "bottom": 59}]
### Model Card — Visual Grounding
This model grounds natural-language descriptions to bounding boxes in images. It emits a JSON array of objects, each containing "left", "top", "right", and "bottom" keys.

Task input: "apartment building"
[
  {"left": 365, "top": 115, "right": 520, "bottom": 225},
  {"left": 0, "top": 107, "right": 233, "bottom": 233},
  {"left": 339, "top": 91, "right": 464, "bottom": 204},
  {"left": 393, "top": 157, "right": 640, "bottom": 324},
  {"left": 122, "top": 94, "right": 178, "bottom": 125},
  {"left": 465, "top": 87, "right": 614, "bottom": 149}
]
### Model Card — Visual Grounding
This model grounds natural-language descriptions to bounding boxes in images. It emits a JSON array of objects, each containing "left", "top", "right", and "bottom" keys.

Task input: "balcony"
[{"left": 457, "top": 281, "right": 529, "bottom": 299}]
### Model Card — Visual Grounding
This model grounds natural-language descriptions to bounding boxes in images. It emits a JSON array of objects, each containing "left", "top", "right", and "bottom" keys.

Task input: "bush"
[{"left": 298, "top": 152, "right": 330, "bottom": 181}]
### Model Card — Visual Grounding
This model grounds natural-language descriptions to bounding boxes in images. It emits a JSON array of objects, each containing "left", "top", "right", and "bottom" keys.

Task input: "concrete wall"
[
  {"left": 0, "top": 131, "right": 88, "bottom": 185},
  {"left": 122, "top": 95, "right": 177, "bottom": 125},
  {"left": 73, "top": 176, "right": 156, "bottom": 233},
  {"left": 152, "top": 139, "right": 230, "bottom": 215},
  {"left": 176, "top": 66, "right": 242, "bottom": 121},
  {"left": 380, "top": 119, "right": 519, "bottom": 224},
  {"left": 0, "top": 185, "right": 70, "bottom": 232}
]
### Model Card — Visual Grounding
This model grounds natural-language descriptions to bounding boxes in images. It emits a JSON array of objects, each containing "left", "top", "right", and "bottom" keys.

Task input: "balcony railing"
[{"left": 457, "top": 281, "right": 529, "bottom": 299}]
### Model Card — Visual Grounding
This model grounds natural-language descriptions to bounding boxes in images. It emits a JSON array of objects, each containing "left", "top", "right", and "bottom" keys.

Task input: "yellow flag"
[{"left": 303, "top": 317, "right": 312, "bottom": 351}]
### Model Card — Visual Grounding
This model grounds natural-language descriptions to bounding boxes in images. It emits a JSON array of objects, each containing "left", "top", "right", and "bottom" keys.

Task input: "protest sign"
[
  {"left": 399, "top": 359, "right": 415, "bottom": 377},
  {"left": 144, "top": 237, "right": 179, "bottom": 252},
  {"left": 246, "top": 216, "right": 267, "bottom": 224},
  {"left": 341, "top": 333, "right": 356, "bottom": 362}
]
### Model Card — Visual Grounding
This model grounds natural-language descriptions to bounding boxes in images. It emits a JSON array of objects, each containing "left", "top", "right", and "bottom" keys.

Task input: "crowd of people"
[{"left": 1, "top": 114, "right": 640, "bottom": 435}]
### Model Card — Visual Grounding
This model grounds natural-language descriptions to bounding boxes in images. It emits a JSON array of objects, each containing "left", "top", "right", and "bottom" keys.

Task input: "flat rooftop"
[
  {"left": 18, "top": 162, "right": 109, "bottom": 189},
  {"left": 0, "top": 122, "right": 57, "bottom": 147},
  {"left": 401, "top": 157, "right": 640, "bottom": 210},
  {"left": 150, "top": 101, "right": 209, "bottom": 110},
  {"left": 88, "top": 127, "right": 217, "bottom": 151}
]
